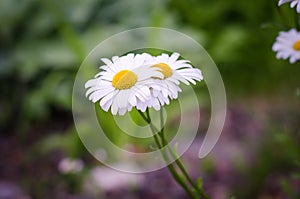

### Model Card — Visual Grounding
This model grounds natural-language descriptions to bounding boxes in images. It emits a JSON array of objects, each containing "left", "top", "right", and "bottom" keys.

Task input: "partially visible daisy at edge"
[
  {"left": 278, "top": 0, "right": 300, "bottom": 13},
  {"left": 272, "top": 28, "right": 300, "bottom": 64},
  {"left": 85, "top": 53, "right": 163, "bottom": 115},
  {"left": 136, "top": 52, "right": 203, "bottom": 111}
]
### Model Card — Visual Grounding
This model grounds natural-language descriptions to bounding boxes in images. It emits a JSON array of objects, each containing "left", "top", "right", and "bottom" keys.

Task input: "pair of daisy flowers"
[
  {"left": 85, "top": 52, "right": 203, "bottom": 115},
  {"left": 273, "top": 0, "right": 300, "bottom": 63}
]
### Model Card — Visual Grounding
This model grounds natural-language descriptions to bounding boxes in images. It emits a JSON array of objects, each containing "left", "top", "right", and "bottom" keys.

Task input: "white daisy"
[
  {"left": 136, "top": 52, "right": 203, "bottom": 111},
  {"left": 278, "top": 0, "right": 300, "bottom": 13},
  {"left": 272, "top": 28, "right": 300, "bottom": 63},
  {"left": 85, "top": 53, "right": 163, "bottom": 115}
]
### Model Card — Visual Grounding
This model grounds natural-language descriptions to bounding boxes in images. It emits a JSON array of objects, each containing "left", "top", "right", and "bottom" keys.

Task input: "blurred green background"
[{"left": 0, "top": 0, "right": 299, "bottom": 199}]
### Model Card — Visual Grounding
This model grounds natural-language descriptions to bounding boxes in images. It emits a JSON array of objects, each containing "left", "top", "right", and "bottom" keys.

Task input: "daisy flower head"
[
  {"left": 85, "top": 53, "right": 163, "bottom": 115},
  {"left": 136, "top": 52, "right": 203, "bottom": 111},
  {"left": 272, "top": 28, "right": 300, "bottom": 63},
  {"left": 278, "top": 0, "right": 300, "bottom": 13}
]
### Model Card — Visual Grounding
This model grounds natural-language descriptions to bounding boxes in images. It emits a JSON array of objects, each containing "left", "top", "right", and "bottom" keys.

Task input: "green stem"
[
  {"left": 138, "top": 109, "right": 197, "bottom": 198},
  {"left": 158, "top": 109, "right": 209, "bottom": 199}
]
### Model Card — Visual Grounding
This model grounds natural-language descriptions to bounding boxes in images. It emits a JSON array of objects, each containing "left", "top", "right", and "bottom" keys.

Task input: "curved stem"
[
  {"left": 159, "top": 109, "right": 209, "bottom": 199},
  {"left": 138, "top": 109, "right": 197, "bottom": 198}
]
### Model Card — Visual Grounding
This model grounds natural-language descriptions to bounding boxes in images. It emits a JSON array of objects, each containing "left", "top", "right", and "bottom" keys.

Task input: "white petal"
[
  {"left": 297, "top": 2, "right": 300, "bottom": 12},
  {"left": 135, "top": 65, "right": 163, "bottom": 80},
  {"left": 169, "top": 52, "right": 180, "bottom": 64},
  {"left": 128, "top": 91, "right": 137, "bottom": 106},
  {"left": 136, "top": 99, "right": 147, "bottom": 112},
  {"left": 85, "top": 79, "right": 100, "bottom": 88},
  {"left": 135, "top": 85, "right": 151, "bottom": 101},
  {"left": 111, "top": 99, "right": 118, "bottom": 115},
  {"left": 159, "top": 53, "right": 170, "bottom": 63},
  {"left": 112, "top": 56, "right": 119, "bottom": 62},
  {"left": 172, "top": 72, "right": 190, "bottom": 85},
  {"left": 151, "top": 98, "right": 161, "bottom": 110},
  {"left": 167, "top": 77, "right": 180, "bottom": 85},
  {"left": 101, "top": 58, "right": 113, "bottom": 66},
  {"left": 291, "top": 0, "right": 298, "bottom": 7},
  {"left": 158, "top": 93, "right": 169, "bottom": 105},
  {"left": 101, "top": 97, "right": 113, "bottom": 112},
  {"left": 100, "top": 91, "right": 114, "bottom": 108},
  {"left": 118, "top": 108, "right": 127, "bottom": 116},
  {"left": 88, "top": 87, "right": 114, "bottom": 102}
]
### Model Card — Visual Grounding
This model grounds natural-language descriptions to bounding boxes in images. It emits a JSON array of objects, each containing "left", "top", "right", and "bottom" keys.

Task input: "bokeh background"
[{"left": 1, "top": 0, "right": 300, "bottom": 199}]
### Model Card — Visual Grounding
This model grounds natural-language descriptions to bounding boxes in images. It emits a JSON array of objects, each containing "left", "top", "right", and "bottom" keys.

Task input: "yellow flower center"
[
  {"left": 293, "top": 40, "right": 300, "bottom": 51},
  {"left": 112, "top": 70, "right": 137, "bottom": 90},
  {"left": 152, "top": 63, "right": 173, "bottom": 79}
]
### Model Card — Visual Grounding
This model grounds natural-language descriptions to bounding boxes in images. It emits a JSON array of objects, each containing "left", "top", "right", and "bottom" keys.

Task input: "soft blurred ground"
[{"left": 0, "top": 0, "right": 300, "bottom": 199}]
